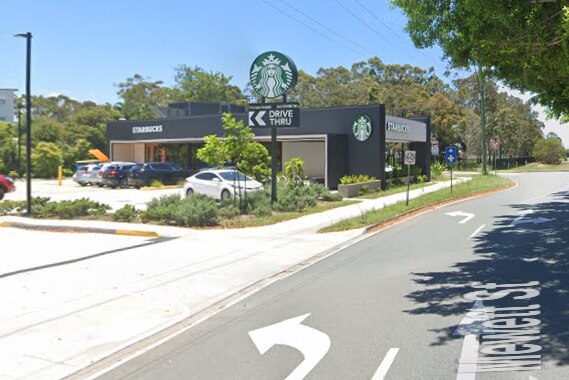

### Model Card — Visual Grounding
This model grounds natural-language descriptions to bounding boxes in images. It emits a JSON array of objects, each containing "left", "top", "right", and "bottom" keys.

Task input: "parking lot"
[{"left": 6, "top": 179, "right": 181, "bottom": 211}]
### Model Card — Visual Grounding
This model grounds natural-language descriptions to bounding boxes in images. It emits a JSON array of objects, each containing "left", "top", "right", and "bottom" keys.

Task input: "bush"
[
  {"left": 174, "top": 195, "right": 219, "bottom": 227},
  {"left": 416, "top": 175, "right": 428, "bottom": 183},
  {"left": 8, "top": 171, "right": 19, "bottom": 179},
  {"left": 113, "top": 204, "right": 140, "bottom": 222},
  {"left": 430, "top": 161, "right": 446, "bottom": 176},
  {"left": 150, "top": 179, "right": 164, "bottom": 188},
  {"left": 63, "top": 168, "right": 73, "bottom": 177},
  {"left": 143, "top": 194, "right": 183, "bottom": 222},
  {"left": 275, "top": 185, "right": 318, "bottom": 212},
  {"left": 241, "top": 190, "right": 271, "bottom": 214},
  {"left": 533, "top": 139, "right": 565, "bottom": 164},
  {"left": 252, "top": 204, "right": 272, "bottom": 217},
  {"left": 32, "top": 142, "right": 63, "bottom": 178},
  {"left": 339, "top": 174, "right": 376, "bottom": 185},
  {"left": 411, "top": 166, "right": 422, "bottom": 176},
  {"left": 218, "top": 200, "right": 240, "bottom": 219},
  {"left": 284, "top": 157, "right": 305, "bottom": 183},
  {"left": 35, "top": 198, "right": 110, "bottom": 219}
]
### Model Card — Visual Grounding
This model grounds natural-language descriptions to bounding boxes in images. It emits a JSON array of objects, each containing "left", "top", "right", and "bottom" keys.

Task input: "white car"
[{"left": 183, "top": 169, "right": 264, "bottom": 200}]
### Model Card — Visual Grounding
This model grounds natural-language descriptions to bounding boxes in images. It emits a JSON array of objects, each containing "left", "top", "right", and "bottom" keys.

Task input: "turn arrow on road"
[
  {"left": 445, "top": 211, "right": 475, "bottom": 224},
  {"left": 248, "top": 313, "right": 331, "bottom": 380}
]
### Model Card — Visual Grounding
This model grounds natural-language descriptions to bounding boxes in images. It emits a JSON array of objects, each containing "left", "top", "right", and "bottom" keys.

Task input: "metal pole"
[
  {"left": 17, "top": 105, "right": 22, "bottom": 174},
  {"left": 406, "top": 164, "right": 411, "bottom": 205},
  {"left": 450, "top": 166, "right": 453, "bottom": 193},
  {"left": 25, "top": 33, "right": 32, "bottom": 215},
  {"left": 477, "top": 63, "right": 488, "bottom": 175}
]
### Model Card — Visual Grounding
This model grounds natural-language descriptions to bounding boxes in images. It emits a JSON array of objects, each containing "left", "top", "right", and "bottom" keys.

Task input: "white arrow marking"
[
  {"left": 371, "top": 348, "right": 400, "bottom": 380},
  {"left": 446, "top": 211, "right": 475, "bottom": 224},
  {"left": 509, "top": 210, "right": 552, "bottom": 227},
  {"left": 248, "top": 313, "right": 330, "bottom": 380},
  {"left": 248, "top": 111, "right": 255, "bottom": 126},
  {"left": 255, "top": 110, "right": 266, "bottom": 126},
  {"left": 469, "top": 224, "right": 486, "bottom": 239},
  {"left": 455, "top": 301, "right": 494, "bottom": 380}
]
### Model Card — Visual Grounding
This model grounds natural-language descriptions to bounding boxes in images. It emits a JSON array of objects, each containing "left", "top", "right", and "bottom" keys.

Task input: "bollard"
[{"left": 58, "top": 165, "right": 63, "bottom": 186}]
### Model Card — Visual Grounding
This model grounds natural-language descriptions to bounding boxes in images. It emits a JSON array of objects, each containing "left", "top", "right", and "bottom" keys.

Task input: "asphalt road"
[{"left": 98, "top": 172, "right": 569, "bottom": 380}]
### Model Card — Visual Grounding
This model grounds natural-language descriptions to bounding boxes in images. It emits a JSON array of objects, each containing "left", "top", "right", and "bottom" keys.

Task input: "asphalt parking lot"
[{"left": 6, "top": 179, "right": 181, "bottom": 211}]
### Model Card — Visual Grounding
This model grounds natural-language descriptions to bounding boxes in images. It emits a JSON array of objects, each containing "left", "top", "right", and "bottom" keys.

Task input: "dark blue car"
[{"left": 127, "top": 162, "right": 194, "bottom": 188}]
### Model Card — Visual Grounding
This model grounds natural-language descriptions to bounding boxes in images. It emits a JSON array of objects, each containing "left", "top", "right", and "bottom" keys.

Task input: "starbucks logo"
[
  {"left": 250, "top": 51, "right": 297, "bottom": 99},
  {"left": 352, "top": 115, "right": 372, "bottom": 141}
]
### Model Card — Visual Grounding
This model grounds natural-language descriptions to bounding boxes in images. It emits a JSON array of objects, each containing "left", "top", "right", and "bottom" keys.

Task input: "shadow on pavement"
[{"left": 405, "top": 190, "right": 569, "bottom": 365}]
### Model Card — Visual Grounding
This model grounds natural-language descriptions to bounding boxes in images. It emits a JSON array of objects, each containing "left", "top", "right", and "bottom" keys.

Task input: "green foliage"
[
  {"left": 35, "top": 198, "right": 110, "bottom": 219},
  {"left": 533, "top": 138, "right": 565, "bottom": 165},
  {"left": 197, "top": 113, "right": 270, "bottom": 182},
  {"left": 115, "top": 74, "right": 171, "bottom": 120},
  {"left": 174, "top": 195, "right": 219, "bottom": 227},
  {"left": 284, "top": 157, "right": 305, "bottom": 182},
  {"left": 113, "top": 204, "right": 140, "bottom": 222},
  {"left": 274, "top": 186, "right": 318, "bottom": 212},
  {"left": 411, "top": 166, "right": 422, "bottom": 176},
  {"left": 339, "top": 174, "right": 376, "bottom": 185},
  {"left": 32, "top": 117, "right": 64, "bottom": 144},
  {"left": 150, "top": 179, "right": 164, "bottom": 188},
  {"left": 8, "top": 171, "right": 19, "bottom": 179},
  {"left": 430, "top": 161, "right": 446, "bottom": 176},
  {"left": 32, "top": 142, "right": 63, "bottom": 178},
  {"left": 172, "top": 65, "right": 246, "bottom": 105},
  {"left": 416, "top": 175, "right": 428, "bottom": 183},
  {"left": 242, "top": 190, "right": 271, "bottom": 215},
  {"left": 143, "top": 194, "right": 183, "bottom": 222},
  {"left": 218, "top": 200, "right": 240, "bottom": 219},
  {"left": 0, "top": 197, "right": 50, "bottom": 216},
  {"left": 63, "top": 168, "right": 73, "bottom": 177}
]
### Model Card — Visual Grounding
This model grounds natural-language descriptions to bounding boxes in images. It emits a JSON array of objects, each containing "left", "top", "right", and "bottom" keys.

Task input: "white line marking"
[
  {"left": 371, "top": 348, "right": 400, "bottom": 380},
  {"left": 469, "top": 224, "right": 486, "bottom": 239},
  {"left": 456, "top": 334, "right": 479, "bottom": 380}
]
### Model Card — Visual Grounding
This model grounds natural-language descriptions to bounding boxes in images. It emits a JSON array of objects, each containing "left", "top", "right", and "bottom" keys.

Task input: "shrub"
[
  {"left": 358, "top": 185, "right": 370, "bottom": 195},
  {"left": 113, "top": 204, "right": 140, "bottom": 222},
  {"left": 411, "top": 166, "right": 422, "bottom": 176},
  {"left": 143, "top": 194, "right": 183, "bottom": 222},
  {"left": 63, "top": 168, "right": 73, "bottom": 177},
  {"left": 241, "top": 190, "right": 271, "bottom": 214},
  {"left": 218, "top": 200, "right": 240, "bottom": 219},
  {"left": 274, "top": 185, "right": 317, "bottom": 212},
  {"left": 31, "top": 142, "right": 63, "bottom": 178},
  {"left": 339, "top": 174, "right": 376, "bottom": 185},
  {"left": 533, "top": 139, "right": 565, "bottom": 164},
  {"left": 284, "top": 157, "right": 305, "bottom": 184},
  {"left": 8, "top": 171, "right": 19, "bottom": 179},
  {"left": 35, "top": 198, "right": 110, "bottom": 219},
  {"left": 323, "top": 192, "right": 344, "bottom": 202},
  {"left": 150, "top": 179, "right": 164, "bottom": 188},
  {"left": 252, "top": 204, "right": 272, "bottom": 217},
  {"left": 416, "top": 175, "right": 428, "bottom": 183},
  {"left": 430, "top": 161, "right": 446, "bottom": 176},
  {"left": 174, "top": 195, "right": 219, "bottom": 227}
]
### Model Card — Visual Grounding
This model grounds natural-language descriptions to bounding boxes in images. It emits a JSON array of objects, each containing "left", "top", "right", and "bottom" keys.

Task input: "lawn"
[
  {"left": 319, "top": 175, "right": 513, "bottom": 233},
  {"left": 499, "top": 162, "right": 569, "bottom": 173}
]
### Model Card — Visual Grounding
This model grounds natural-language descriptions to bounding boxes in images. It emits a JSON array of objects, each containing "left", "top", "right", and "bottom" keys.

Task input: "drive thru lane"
[{"left": 96, "top": 172, "right": 569, "bottom": 380}]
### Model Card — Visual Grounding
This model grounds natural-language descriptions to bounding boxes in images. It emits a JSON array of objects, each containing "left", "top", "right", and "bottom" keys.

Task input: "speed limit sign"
[{"left": 404, "top": 150, "right": 416, "bottom": 165}]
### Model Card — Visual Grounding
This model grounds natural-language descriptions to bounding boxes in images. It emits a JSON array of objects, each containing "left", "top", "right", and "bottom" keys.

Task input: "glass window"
[
  {"left": 195, "top": 172, "right": 215, "bottom": 181},
  {"left": 218, "top": 171, "right": 252, "bottom": 182}
]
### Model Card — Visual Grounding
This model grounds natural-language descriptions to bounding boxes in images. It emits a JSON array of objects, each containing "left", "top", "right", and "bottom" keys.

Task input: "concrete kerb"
[{"left": 0, "top": 220, "right": 160, "bottom": 238}]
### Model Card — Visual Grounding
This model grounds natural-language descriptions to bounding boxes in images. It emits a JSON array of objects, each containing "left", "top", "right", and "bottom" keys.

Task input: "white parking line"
[
  {"left": 469, "top": 224, "right": 486, "bottom": 239},
  {"left": 371, "top": 348, "right": 399, "bottom": 380}
]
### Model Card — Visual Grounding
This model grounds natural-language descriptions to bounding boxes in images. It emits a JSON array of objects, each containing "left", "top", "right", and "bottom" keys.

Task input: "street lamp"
[
  {"left": 14, "top": 32, "right": 32, "bottom": 215},
  {"left": 16, "top": 103, "right": 22, "bottom": 175}
]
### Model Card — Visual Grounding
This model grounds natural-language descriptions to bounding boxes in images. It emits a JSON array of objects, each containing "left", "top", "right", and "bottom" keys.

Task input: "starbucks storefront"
[{"left": 107, "top": 102, "right": 430, "bottom": 189}]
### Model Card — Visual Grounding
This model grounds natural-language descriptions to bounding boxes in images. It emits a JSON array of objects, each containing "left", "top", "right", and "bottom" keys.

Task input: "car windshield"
[{"left": 218, "top": 171, "right": 253, "bottom": 182}]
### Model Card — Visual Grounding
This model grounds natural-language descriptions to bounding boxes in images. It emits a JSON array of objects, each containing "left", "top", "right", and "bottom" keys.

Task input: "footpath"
[{"left": 0, "top": 178, "right": 469, "bottom": 380}]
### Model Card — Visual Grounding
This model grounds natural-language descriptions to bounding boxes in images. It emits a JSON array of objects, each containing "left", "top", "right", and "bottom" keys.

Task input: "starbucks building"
[
  {"left": 107, "top": 51, "right": 430, "bottom": 188},
  {"left": 106, "top": 102, "right": 430, "bottom": 189}
]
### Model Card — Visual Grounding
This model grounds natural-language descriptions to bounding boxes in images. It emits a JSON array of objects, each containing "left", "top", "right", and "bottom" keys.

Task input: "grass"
[
  {"left": 319, "top": 175, "right": 513, "bottom": 233},
  {"left": 498, "top": 162, "right": 569, "bottom": 173},
  {"left": 224, "top": 200, "right": 360, "bottom": 228},
  {"left": 357, "top": 182, "right": 431, "bottom": 199}
]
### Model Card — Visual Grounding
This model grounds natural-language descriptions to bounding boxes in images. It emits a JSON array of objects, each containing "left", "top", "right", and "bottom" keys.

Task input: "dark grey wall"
[
  {"left": 326, "top": 134, "right": 349, "bottom": 189},
  {"left": 409, "top": 116, "right": 431, "bottom": 181}
]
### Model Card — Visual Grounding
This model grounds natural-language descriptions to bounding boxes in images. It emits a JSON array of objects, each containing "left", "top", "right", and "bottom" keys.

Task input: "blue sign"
[{"left": 445, "top": 146, "right": 458, "bottom": 166}]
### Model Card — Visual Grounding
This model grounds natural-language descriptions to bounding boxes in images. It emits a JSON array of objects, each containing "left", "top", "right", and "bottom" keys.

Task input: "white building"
[{"left": 0, "top": 89, "right": 17, "bottom": 123}]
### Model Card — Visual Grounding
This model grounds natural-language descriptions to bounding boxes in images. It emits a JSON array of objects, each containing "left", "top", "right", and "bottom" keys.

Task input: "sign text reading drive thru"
[{"left": 248, "top": 103, "right": 300, "bottom": 128}]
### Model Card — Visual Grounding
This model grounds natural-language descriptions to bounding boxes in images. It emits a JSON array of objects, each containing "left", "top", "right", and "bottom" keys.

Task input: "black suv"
[
  {"left": 127, "top": 162, "right": 193, "bottom": 188},
  {"left": 100, "top": 163, "right": 136, "bottom": 188}
]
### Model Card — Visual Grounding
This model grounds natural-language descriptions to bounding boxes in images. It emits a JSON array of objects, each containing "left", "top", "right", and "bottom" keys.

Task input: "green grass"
[
  {"left": 357, "top": 182, "right": 431, "bottom": 199},
  {"left": 499, "top": 162, "right": 569, "bottom": 173},
  {"left": 225, "top": 200, "right": 360, "bottom": 228},
  {"left": 319, "top": 175, "right": 513, "bottom": 233}
]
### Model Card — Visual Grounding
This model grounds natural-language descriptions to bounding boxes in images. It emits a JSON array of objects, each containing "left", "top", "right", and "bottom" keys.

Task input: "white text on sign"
[{"left": 269, "top": 109, "right": 294, "bottom": 126}]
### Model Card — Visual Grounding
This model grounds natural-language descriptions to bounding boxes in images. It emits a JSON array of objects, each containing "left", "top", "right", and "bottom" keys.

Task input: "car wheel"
[
  {"left": 221, "top": 189, "right": 231, "bottom": 200},
  {"left": 186, "top": 188, "right": 194, "bottom": 197},
  {"left": 78, "top": 182, "right": 87, "bottom": 187},
  {"left": 0, "top": 187, "right": 4, "bottom": 201}
]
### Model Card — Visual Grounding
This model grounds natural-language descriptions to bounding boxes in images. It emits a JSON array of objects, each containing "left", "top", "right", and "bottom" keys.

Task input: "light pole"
[
  {"left": 15, "top": 32, "right": 32, "bottom": 215},
  {"left": 16, "top": 103, "right": 22, "bottom": 175}
]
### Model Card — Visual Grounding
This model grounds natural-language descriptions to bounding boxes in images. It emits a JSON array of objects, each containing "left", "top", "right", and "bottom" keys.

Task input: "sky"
[{"left": 2, "top": 0, "right": 567, "bottom": 146}]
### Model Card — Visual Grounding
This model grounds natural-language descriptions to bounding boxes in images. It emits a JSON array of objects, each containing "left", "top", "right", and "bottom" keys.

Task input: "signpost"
[
  {"left": 445, "top": 146, "right": 458, "bottom": 193},
  {"left": 489, "top": 138, "right": 500, "bottom": 174},
  {"left": 249, "top": 51, "right": 298, "bottom": 203},
  {"left": 404, "top": 150, "right": 416, "bottom": 205}
]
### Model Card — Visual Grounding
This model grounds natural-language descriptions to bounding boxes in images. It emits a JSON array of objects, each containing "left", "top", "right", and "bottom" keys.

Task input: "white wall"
[
  {"left": 282, "top": 141, "right": 325, "bottom": 178},
  {"left": 0, "top": 89, "right": 16, "bottom": 123}
]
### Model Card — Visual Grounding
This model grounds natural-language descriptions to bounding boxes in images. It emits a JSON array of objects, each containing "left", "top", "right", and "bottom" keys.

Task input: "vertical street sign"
[
  {"left": 249, "top": 51, "right": 298, "bottom": 203},
  {"left": 404, "top": 150, "right": 416, "bottom": 205},
  {"left": 445, "top": 146, "right": 458, "bottom": 193}
]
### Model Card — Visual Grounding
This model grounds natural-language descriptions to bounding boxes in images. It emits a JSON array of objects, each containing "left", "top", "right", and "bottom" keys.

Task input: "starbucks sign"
[
  {"left": 250, "top": 51, "right": 297, "bottom": 99},
  {"left": 352, "top": 115, "right": 372, "bottom": 141}
]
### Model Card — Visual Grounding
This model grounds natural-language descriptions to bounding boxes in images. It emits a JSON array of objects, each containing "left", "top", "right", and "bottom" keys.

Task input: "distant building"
[{"left": 0, "top": 89, "right": 17, "bottom": 123}]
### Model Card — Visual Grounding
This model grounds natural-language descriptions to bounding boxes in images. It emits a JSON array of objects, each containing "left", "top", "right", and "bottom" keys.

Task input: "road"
[{"left": 96, "top": 172, "right": 569, "bottom": 380}]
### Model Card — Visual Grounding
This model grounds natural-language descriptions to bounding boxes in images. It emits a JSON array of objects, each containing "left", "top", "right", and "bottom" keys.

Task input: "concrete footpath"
[{"left": 0, "top": 179, "right": 468, "bottom": 380}]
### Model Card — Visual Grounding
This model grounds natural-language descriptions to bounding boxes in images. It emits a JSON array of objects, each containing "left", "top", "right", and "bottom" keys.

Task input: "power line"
[
  {"left": 259, "top": 0, "right": 367, "bottom": 58},
  {"left": 333, "top": 0, "right": 435, "bottom": 68},
  {"left": 352, "top": 0, "right": 439, "bottom": 65},
  {"left": 278, "top": 0, "right": 376, "bottom": 57}
]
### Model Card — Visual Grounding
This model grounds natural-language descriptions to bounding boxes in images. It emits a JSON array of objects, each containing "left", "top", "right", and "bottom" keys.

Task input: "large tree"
[
  {"left": 390, "top": 0, "right": 569, "bottom": 118},
  {"left": 172, "top": 65, "right": 246, "bottom": 105}
]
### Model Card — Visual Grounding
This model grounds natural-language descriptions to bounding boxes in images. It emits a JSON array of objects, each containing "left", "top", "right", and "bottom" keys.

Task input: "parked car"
[
  {"left": 183, "top": 169, "right": 263, "bottom": 200},
  {"left": 99, "top": 162, "right": 136, "bottom": 188},
  {"left": 127, "top": 162, "right": 194, "bottom": 188},
  {"left": 72, "top": 163, "right": 102, "bottom": 186},
  {"left": 0, "top": 174, "right": 16, "bottom": 201}
]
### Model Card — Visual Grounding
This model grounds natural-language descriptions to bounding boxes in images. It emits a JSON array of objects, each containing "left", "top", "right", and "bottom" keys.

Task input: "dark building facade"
[{"left": 107, "top": 102, "right": 430, "bottom": 189}]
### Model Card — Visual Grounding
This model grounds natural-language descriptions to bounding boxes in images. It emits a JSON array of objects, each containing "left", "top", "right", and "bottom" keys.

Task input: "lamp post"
[
  {"left": 16, "top": 103, "right": 22, "bottom": 175},
  {"left": 15, "top": 32, "right": 32, "bottom": 215}
]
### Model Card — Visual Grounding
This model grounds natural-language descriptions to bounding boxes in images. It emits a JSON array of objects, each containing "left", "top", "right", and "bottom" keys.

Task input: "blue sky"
[{"left": 2, "top": 0, "right": 567, "bottom": 144}]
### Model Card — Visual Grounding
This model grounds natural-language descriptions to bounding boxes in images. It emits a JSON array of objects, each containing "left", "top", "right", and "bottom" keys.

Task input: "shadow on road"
[{"left": 405, "top": 190, "right": 569, "bottom": 364}]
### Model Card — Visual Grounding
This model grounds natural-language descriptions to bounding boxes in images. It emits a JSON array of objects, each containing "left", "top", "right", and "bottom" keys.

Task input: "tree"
[
  {"left": 533, "top": 138, "right": 565, "bottom": 165},
  {"left": 172, "top": 66, "right": 246, "bottom": 105},
  {"left": 197, "top": 113, "right": 270, "bottom": 181},
  {"left": 390, "top": 0, "right": 569, "bottom": 118},
  {"left": 115, "top": 74, "right": 171, "bottom": 120},
  {"left": 32, "top": 142, "right": 63, "bottom": 178}
]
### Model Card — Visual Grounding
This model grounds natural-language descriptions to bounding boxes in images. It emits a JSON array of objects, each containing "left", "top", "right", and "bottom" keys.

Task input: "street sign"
[
  {"left": 404, "top": 150, "right": 416, "bottom": 165},
  {"left": 431, "top": 142, "right": 439, "bottom": 156},
  {"left": 445, "top": 146, "right": 458, "bottom": 166},
  {"left": 489, "top": 138, "right": 500, "bottom": 151},
  {"left": 248, "top": 103, "right": 300, "bottom": 128},
  {"left": 250, "top": 52, "right": 298, "bottom": 99}
]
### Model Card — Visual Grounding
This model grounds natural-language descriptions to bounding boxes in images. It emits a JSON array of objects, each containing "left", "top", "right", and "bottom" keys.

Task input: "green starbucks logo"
[
  {"left": 353, "top": 115, "right": 372, "bottom": 141},
  {"left": 250, "top": 51, "right": 297, "bottom": 99}
]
